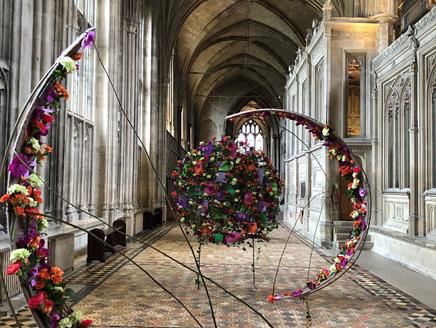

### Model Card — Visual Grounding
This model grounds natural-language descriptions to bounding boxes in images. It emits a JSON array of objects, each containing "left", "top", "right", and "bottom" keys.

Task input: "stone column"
[
  {"left": 408, "top": 30, "right": 420, "bottom": 236},
  {"left": 371, "top": 72, "right": 381, "bottom": 226}
]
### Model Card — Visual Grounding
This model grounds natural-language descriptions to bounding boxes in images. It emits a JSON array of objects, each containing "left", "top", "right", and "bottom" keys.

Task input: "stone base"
[{"left": 371, "top": 226, "right": 436, "bottom": 280}]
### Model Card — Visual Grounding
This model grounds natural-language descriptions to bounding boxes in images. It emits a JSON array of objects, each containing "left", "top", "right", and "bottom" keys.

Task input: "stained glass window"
[{"left": 237, "top": 119, "right": 264, "bottom": 151}]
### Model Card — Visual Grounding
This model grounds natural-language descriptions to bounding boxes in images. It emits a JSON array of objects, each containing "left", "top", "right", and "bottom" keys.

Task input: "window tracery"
[{"left": 384, "top": 74, "right": 411, "bottom": 190}]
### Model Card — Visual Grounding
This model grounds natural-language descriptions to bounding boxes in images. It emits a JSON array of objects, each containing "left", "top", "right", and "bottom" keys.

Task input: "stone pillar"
[
  {"left": 408, "top": 29, "right": 420, "bottom": 236},
  {"left": 371, "top": 72, "right": 381, "bottom": 226}
]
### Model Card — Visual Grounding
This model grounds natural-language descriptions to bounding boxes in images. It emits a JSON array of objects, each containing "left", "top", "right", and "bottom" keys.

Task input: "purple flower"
[
  {"left": 177, "top": 196, "right": 188, "bottom": 209},
  {"left": 216, "top": 190, "right": 226, "bottom": 201},
  {"left": 215, "top": 172, "right": 226, "bottom": 183},
  {"left": 50, "top": 312, "right": 61, "bottom": 328},
  {"left": 29, "top": 265, "right": 39, "bottom": 278},
  {"left": 9, "top": 154, "right": 35, "bottom": 179},
  {"left": 257, "top": 201, "right": 267, "bottom": 213},
  {"left": 82, "top": 30, "right": 95, "bottom": 49},
  {"left": 359, "top": 188, "right": 366, "bottom": 198},
  {"left": 45, "top": 88, "right": 57, "bottom": 104},
  {"left": 224, "top": 232, "right": 242, "bottom": 244},
  {"left": 204, "top": 143, "right": 214, "bottom": 157},
  {"left": 235, "top": 212, "right": 248, "bottom": 221},
  {"left": 291, "top": 289, "right": 303, "bottom": 298},
  {"left": 256, "top": 168, "right": 264, "bottom": 183},
  {"left": 199, "top": 200, "right": 208, "bottom": 214}
]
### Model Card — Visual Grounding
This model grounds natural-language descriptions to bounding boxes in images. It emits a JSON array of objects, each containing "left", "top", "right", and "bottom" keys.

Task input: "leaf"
[{"left": 64, "top": 288, "right": 76, "bottom": 298}]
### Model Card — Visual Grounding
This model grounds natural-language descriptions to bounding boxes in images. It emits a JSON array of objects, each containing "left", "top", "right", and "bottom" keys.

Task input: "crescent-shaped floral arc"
[
  {"left": 225, "top": 109, "right": 370, "bottom": 300},
  {"left": 0, "top": 29, "right": 95, "bottom": 328}
]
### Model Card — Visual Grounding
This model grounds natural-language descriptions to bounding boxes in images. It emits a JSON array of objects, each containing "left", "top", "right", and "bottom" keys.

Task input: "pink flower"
[
  {"left": 28, "top": 292, "right": 44, "bottom": 309},
  {"left": 6, "top": 262, "right": 21, "bottom": 275}
]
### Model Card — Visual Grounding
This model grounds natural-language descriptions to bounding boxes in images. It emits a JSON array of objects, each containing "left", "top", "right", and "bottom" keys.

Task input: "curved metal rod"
[
  {"left": 35, "top": 212, "right": 203, "bottom": 328},
  {"left": 0, "top": 27, "right": 96, "bottom": 188},
  {"left": 271, "top": 191, "right": 324, "bottom": 296},
  {"left": 92, "top": 44, "right": 220, "bottom": 327},
  {"left": 0, "top": 28, "right": 96, "bottom": 326},
  {"left": 225, "top": 108, "right": 371, "bottom": 298}
]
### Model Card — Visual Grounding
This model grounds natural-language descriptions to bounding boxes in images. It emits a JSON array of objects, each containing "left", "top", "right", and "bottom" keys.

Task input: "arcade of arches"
[{"left": 0, "top": 0, "right": 435, "bottom": 327}]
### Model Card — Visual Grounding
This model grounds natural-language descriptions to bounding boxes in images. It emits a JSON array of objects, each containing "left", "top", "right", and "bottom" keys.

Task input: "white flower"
[
  {"left": 350, "top": 211, "right": 359, "bottom": 219},
  {"left": 57, "top": 56, "right": 77, "bottom": 73},
  {"left": 8, "top": 184, "right": 28, "bottom": 196},
  {"left": 10, "top": 248, "right": 31, "bottom": 263},
  {"left": 59, "top": 318, "right": 73, "bottom": 328},
  {"left": 322, "top": 127, "right": 330, "bottom": 136},
  {"left": 70, "top": 311, "right": 83, "bottom": 322},
  {"left": 29, "top": 137, "right": 41, "bottom": 152},
  {"left": 28, "top": 197, "right": 38, "bottom": 208},
  {"left": 27, "top": 173, "right": 43, "bottom": 187},
  {"left": 40, "top": 219, "right": 49, "bottom": 229}
]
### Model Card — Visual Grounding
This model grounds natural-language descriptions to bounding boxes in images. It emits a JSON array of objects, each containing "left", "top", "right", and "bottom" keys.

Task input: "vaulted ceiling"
[{"left": 166, "top": 0, "right": 347, "bottom": 127}]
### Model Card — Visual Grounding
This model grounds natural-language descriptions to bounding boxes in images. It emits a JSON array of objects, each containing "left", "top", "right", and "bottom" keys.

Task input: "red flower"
[
  {"left": 33, "top": 119, "right": 47, "bottom": 133},
  {"left": 6, "top": 261, "right": 21, "bottom": 275},
  {"left": 28, "top": 292, "right": 44, "bottom": 309},
  {"left": 42, "top": 298, "right": 54, "bottom": 314},
  {"left": 0, "top": 193, "right": 10, "bottom": 203},
  {"left": 42, "top": 113, "right": 53, "bottom": 124},
  {"left": 15, "top": 206, "right": 25, "bottom": 216},
  {"left": 81, "top": 319, "right": 93, "bottom": 327}
]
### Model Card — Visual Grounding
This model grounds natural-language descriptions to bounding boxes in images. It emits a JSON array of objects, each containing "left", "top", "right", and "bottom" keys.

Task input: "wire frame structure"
[
  {"left": 0, "top": 28, "right": 95, "bottom": 327},
  {"left": 226, "top": 108, "right": 371, "bottom": 299}
]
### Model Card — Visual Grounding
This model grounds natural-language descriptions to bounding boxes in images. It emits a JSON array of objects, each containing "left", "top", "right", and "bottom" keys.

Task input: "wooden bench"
[
  {"left": 86, "top": 219, "right": 127, "bottom": 263},
  {"left": 143, "top": 211, "right": 153, "bottom": 230},
  {"left": 153, "top": 208, "right": 163, "bottom": 227}
]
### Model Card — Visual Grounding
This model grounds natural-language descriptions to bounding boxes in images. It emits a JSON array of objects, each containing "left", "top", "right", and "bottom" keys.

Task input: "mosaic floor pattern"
[
  {"left": 75, "top": 225, "right": 435, "bottom": 328},
  {"left": 1, "top": 222, "right": 435, "bottom": 327}
]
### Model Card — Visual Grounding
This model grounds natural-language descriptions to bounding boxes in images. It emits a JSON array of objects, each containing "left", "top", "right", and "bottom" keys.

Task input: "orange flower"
[
  {"left": 43, "top": 144, "right": 53, "bottom": 153},
  {"left": 71, "top": 52, "right": 83, "bottom": 61},
  {"left": 38, "top": 268, "right": 50, "bottom": 280},
  {"left": 0, "top": 193, "right": 10, "bottom": 203},
  {"left": 50, "top": 267, "right": 64, "bottom": 284},
  {"left": 34, "top": 280, "right": 45, "bottom": 290},
  {"left": 29, "top": 235, "right": 41, "bottom": 248},
  {"left": 53, "top": 82, "right": 69, "bottom": 100}
]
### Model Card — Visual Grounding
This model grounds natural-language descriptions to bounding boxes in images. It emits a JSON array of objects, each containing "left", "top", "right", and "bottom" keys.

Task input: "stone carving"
[
  {"left": 323, "top": 0, "right": 333, "bottom": 21},
  {"left": 414, "top": 6, "right": 436, "bottom": 31}
]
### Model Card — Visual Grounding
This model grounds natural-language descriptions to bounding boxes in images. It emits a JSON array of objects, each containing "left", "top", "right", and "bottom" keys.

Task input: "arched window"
[{"left": 237, "top": 119, "right": 264, "bottom": 151}]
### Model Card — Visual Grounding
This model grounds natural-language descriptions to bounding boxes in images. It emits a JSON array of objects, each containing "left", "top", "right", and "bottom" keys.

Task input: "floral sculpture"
[
  {"left": 0, "top": 30, "right": 95, "bottom": 327},
  {"left": 226, "top": 109, "right": 369, "bottom": 300},
  {"left": 171, "top": 136, "right": 282, "bottom": 246}
]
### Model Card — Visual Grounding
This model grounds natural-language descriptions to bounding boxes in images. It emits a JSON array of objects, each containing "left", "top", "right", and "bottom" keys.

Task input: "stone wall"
[
  {"left": 0, "top": 0, "right": 170, "bottom": 281},
  {"left": 371, "top": 7, "right": 436, "bottom": 277}
]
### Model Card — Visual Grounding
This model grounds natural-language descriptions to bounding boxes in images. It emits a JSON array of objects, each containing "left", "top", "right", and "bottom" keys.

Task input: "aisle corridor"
[{"left": 69, "top": 224, "right": 436, "bottom": 328}]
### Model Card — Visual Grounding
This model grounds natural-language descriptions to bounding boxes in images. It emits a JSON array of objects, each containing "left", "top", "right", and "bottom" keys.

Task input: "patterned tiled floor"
[{"left": 1, "top": 222, "right": 435, "bottom": 327}]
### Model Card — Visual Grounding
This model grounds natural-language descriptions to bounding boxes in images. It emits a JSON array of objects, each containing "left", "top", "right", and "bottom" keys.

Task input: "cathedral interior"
[{"left": 0, "top": 0, "right": 435, "bottom": 327}]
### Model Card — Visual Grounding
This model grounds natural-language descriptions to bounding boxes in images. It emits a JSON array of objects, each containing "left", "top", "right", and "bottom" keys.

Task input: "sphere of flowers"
[{"left": 171, "top": 136, "right": 282, "bottom": 245}]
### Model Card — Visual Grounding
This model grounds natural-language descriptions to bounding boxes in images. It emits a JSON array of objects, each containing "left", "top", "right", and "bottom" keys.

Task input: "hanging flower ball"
[{"left": 171, "top": 136, "right": 283, "bottom": 245}]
